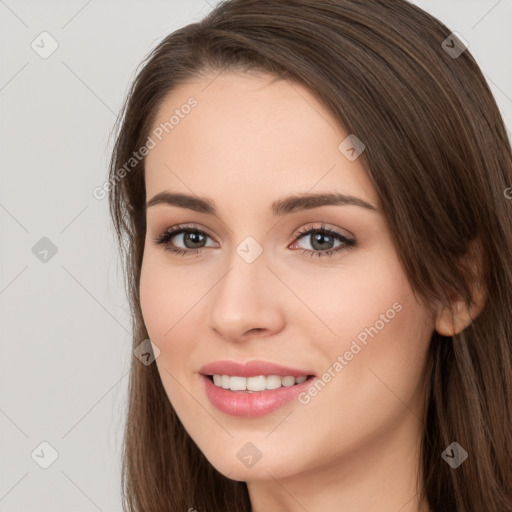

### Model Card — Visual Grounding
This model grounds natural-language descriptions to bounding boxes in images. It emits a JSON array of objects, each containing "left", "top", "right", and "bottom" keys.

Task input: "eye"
[
  {"left": 151, "top": 224, "right": 217, "bottom": 257},
  {"left": 289, "top": 223, "right": 356, "bottom": 257},
  {"left": 152, "top": 222, "right": 356, "bottom": 258}
]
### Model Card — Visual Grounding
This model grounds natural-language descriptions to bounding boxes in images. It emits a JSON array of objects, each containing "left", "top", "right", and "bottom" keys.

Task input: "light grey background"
[{"left": 1, "top": 1, "right": 510, "bottom": 510}]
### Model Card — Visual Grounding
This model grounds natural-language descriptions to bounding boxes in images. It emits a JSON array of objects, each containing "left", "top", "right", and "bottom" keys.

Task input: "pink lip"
[
  {"left": 199, "top": 360, "right": 316, "bottom": 417},
  {"left": 201, "top": 374, "right": 315, "bottom": 417},
  {"left": 199, "top": 359, "right": 313, "bottom": 378}
]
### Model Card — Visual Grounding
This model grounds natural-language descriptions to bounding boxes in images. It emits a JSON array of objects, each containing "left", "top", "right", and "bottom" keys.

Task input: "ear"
[
  {"left": 435, "top": 295, "right": 485, "bottom": 336},
  {"left": 434, "top": 239, "right": 486, "bottom": 336}
]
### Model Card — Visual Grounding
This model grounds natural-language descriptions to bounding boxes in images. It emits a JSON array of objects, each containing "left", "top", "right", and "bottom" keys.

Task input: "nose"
[{"left": 208, "top": 250, "right": 286, "bottom": 343}]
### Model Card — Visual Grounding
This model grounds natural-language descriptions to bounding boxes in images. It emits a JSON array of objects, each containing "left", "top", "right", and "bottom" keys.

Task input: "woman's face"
[{"left": 140, "top": 71, "right": 436, "bottom": 483}]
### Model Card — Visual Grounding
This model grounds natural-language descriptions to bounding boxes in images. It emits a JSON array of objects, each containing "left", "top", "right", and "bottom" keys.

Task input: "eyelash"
[{"left": 151, "top": 223, "right": 356, "bottom": 258}]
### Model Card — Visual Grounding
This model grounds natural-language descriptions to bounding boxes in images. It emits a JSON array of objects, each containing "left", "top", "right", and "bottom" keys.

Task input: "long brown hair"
[{"left": 107, "top": 1, "right": 512, "bottom": 510}]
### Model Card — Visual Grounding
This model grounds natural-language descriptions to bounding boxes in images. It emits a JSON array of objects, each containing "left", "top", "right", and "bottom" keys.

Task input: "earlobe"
[
  {"left": 434, "top": 281, "right": 486, "bottom": 336},
  {"left": 435, "top": 301, "right": 473, "bottom": 336},
  {"left": 435, "top": 238, "right": 487, "bottom": 337}
]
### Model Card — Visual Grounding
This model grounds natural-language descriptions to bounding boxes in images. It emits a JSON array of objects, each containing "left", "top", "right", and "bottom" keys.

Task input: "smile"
[
  {"left": 209, "top": 374, "right": 308, "bottom": 392},
  {"left": 201, "top": 373, "right": 316, "bottom": 417},
  {"left": 199, "top": 360, "right": 317, "bottom": 417}
]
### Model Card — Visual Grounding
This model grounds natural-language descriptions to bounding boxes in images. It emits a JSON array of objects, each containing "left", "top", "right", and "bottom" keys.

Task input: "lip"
[
  {"left": 201, "top": 374, "right": 315, "bottom": 417},
  {"left": 199, "top": 359, "right": 314, "bottom": 378},
  {"left": 199, "top": 360, "right": 316, "bottom": 417}
]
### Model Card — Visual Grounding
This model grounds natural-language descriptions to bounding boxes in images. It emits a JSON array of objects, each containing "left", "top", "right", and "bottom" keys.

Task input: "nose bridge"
[{"left": 208, "top": 236, "right": 284, "bottom": 341}]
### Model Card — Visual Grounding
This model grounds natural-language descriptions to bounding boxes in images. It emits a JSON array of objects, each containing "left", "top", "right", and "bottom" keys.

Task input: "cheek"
[
  {"left": 139, "top": 248, "right": 210, "bottom": 383},
  {"left": 139, "top": 257, "right": 171, "bottom": 340},
  {"left": 139, "top": 253, "right": 190, "bottom": 378},
  {"left": 323, "top": 280, "right": 432, "bottom": 423},
  {"left": 139, "top": 254, "right": 197, "bottom": 408},
  {"left": 308, "top": 251, "right": 431, "bottom": 399},
  {"left": 289, "top": 249, "right": 409, "bottom": 349},
  {"left": 139, "top": 248, "right": 197, "bottom": 340}
]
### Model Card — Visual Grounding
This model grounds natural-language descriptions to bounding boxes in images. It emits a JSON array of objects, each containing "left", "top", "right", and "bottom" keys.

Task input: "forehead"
[{"left": 144, "top": 71, "right": 379, "bottom": 212}]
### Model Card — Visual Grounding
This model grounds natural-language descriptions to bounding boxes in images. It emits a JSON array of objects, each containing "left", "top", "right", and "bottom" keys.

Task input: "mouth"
[
  {"left": 198, "top": 360, "right": 317, "bottom": 416},
  {"left": 204, "top": 373, "right": 316, "bottom": 393},
  {"left": 200, "top": 372, "right": 317, "bottom": 417}
]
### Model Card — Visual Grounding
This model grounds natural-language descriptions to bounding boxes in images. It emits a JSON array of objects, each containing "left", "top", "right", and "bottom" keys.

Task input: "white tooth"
[
  {"left": 247, "top": 375, "right": 267, "bottom": 391},
  {"left": 266, "top": 375, "right": 282, "bottom": 389},
  {"left": 229, "top": 376, "right": 247, "bottom": 391},
  {"left": 282, "top": 376, "right": 296, "bottom": 387},
  {"left": 221, "top": 375, "right": 231, "bottom": 389},
  {"left": 213, "top": 374, "right": 307, "bottom": 390}
]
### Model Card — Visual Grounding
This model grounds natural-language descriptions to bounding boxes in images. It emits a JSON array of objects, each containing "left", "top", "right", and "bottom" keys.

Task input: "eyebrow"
[{"left": 145, "top": 191, "right": 379, "bottom": 216}]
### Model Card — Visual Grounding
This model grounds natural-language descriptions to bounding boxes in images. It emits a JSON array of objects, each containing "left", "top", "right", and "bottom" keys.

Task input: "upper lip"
[{"left": 199, "top": 360, "right": 315, "bottom": 378}]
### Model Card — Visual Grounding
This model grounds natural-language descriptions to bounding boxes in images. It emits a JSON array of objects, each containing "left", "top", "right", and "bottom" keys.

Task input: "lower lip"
[{"left": 201, "top": 374, "right": 315, "bottom": 417}]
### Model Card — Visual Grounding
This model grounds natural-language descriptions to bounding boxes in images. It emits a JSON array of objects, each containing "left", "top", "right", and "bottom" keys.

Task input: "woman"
[{"left": 108, "top": 0, "right": 512, "bottom": 510}]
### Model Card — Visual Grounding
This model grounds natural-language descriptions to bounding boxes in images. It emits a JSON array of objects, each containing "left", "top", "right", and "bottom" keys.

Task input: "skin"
[{"left": 139, "top": 71, "right": 482, "bottom": 512}]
